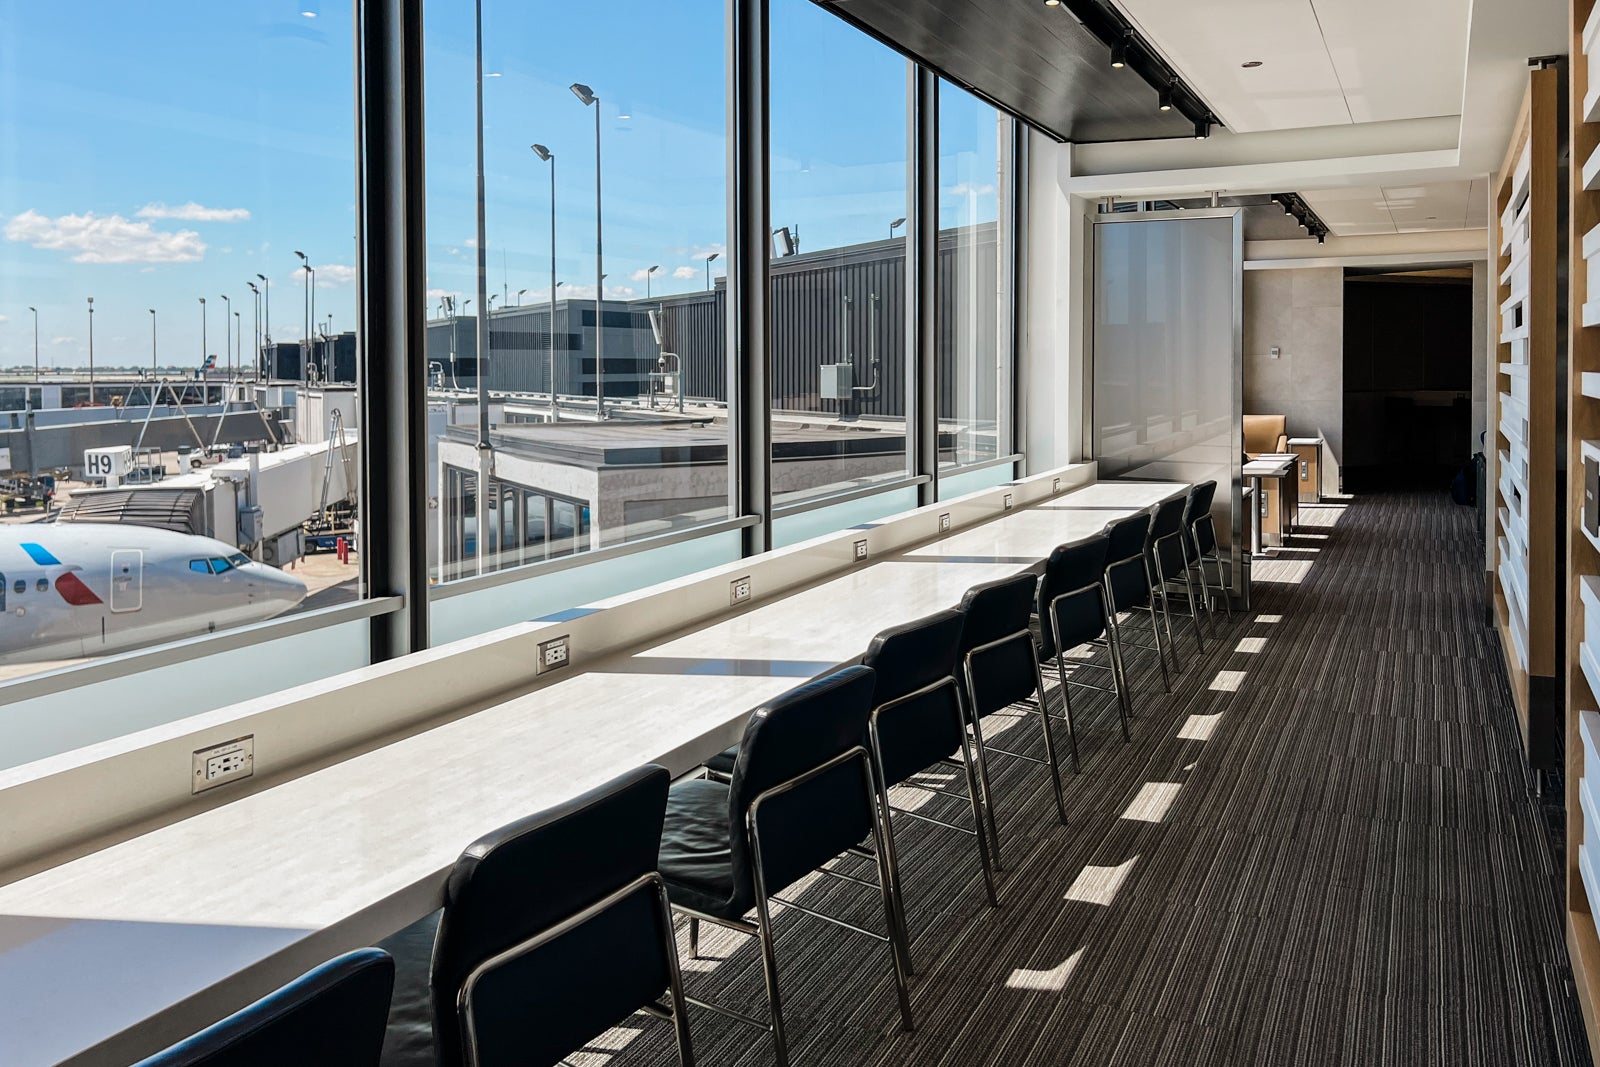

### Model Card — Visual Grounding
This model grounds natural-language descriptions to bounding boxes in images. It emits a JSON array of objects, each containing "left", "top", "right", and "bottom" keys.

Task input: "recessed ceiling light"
[
  {"left": 1241, "top": 60, "right": 1263, "bottom": 68},
  {"left": 1045, "top": 0, "right": 1060, "bottom": 5}
]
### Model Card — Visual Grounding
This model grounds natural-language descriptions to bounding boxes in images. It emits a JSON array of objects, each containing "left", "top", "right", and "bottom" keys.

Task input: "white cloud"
[
  {"left": 50, "top": 336, "right": 76, "bottom": 346},
  {"left": 672, "top": 266, "right": 698, "bottom": 280},
  {"left": 465, "top": 237, "right": 477, "bottom": 249},
  {"left": 945, "top": 182, "right": 995, "bottom": 198},
  {"left": 286, "top": 263, "right": 357, "bottom": 286},
  {"left": 5, "top": 209, "right": 205, "bottom": 264},
  {"left": 691, "top": 248, "right": 723, "bottom": 262},
  {"left": 629, "top": 267, "right": 657, "bottom": 282},
  {"left": 427, "top": 288, "right": 457, "bottom": 300},
  {"left": 0, "top": 315, "right": 8, "bottom": 324},
  {"left": 136, "top": 201, "right": 251, "bottom": 223}
]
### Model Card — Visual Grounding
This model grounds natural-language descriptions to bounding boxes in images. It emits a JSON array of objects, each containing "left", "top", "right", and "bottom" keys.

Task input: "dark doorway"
[{"left": 1342, "top": 269, "right": 1474, "bottom": 492}]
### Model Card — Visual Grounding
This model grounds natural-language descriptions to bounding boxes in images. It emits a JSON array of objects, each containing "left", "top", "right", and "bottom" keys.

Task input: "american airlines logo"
[{"left": 19, "top": 542, "right": 103, "bottom": 606}]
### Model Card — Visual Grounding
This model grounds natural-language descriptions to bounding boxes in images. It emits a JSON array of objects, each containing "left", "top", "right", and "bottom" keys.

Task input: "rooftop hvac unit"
[{"left": 819, "top": 363, "right": 853, "bottom": 401}]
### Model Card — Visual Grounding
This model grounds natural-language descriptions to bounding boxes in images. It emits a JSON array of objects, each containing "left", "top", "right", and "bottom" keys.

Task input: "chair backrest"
[
  {"left": 1103, "top": 512, "right": 1154, "bottom": 612},
  {"left": 1243, "top": 414, "right": 1286, "bottom": 455},
  {"left": 133, "top": 949, "right": 394, "bottom": 1067},
  {"left": 1035, "top": 535, "right": 1109, "bottom": 659},
  {"left": 863, "top": 608, "right": 966, "bottom": 788},
  {"left": 1147, "top": 495, "right": 1189, "bottom": 575},
  {"left": 957, "top": 571, "right": 1041, "bottom": 718},
  {"left": 430, "top": 765, "right": 673, "bottom": 1067},
  {"left": 1191, "top": 480, "right": 1220, "bottom": 554},
  {"left": 729, "top": 665, "right": 877, "bottom": 897}
]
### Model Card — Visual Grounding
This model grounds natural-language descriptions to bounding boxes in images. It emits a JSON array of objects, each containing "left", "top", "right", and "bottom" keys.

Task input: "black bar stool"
[
  {"left": 956, "top": 571, "right": 1069, "bottom": 871},
  {"left": 1033, "top": 534, "right": 1130, "bottom": 750},
  {"left": 1147, "top": 494, "right": 1206, "bottom": 662},
  {"left": 659, "top": 665, "right": 911, "bottom": 1067},
  {"left": 864, "top": 606, "right": 1001, "bottom": 968},
  {"left": 1103, "top": 510, "right": 1171, "bottom": 697},
  {"left": 1183, "top": 480, "right": 1232, "bottom": 621},
  {"left": 415, "top": 765, "right": 695, "bottom": 1067},
  {"left": 134, "top": 948, "right": 394, "bottom": 1066}
]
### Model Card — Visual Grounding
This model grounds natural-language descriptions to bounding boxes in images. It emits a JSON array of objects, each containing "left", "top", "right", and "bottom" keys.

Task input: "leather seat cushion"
[{"left": 659, "top": 777, "right": 741, "bottom": 917}]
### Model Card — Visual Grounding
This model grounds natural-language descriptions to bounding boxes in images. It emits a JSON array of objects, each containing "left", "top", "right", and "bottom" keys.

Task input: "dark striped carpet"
[
  {"left": 369, "top": 493, "right": 1586, "bottom": 1067},
  {"left": 569, "top": 492, "right": 1590, "bottom": 1067}
]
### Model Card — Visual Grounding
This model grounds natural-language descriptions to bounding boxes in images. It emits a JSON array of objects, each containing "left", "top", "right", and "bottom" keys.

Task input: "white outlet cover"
[
  {"left": 192, "top": 735, "right": 255, "bottom": 794},
  {"left": 1053, "top": 478, "right": 1061, "bottom": 492},
  {"left": 1003, "top": 493, "right": 1014, "bottom": 510},
  {"left": 731, "top": 576, "right": 752, "bottom": 604},
  {"left": 853, "top": 539, "right": 868, "bottom": 560},
  {"left": 939, "top": 513, "right": 951, "bottom": 531}
]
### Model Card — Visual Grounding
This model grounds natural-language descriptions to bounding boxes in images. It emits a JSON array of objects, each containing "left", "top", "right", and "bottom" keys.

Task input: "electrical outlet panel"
[
  {"left": 1053, "top": 478, "right": 1061, "bottom": 493},
  {"left": 730, "top": 575, "right": 752, "bottom": 605},
  {"left": 1003, "top": 493, "right": 1014, "bottom": 510},
  {"left": 853, "top": 539, "right": 869, "bottom": 561},
  {"left": 939, "top": 513, "right": 951, "bottom": 532},
  {"left": 193, "top": 735, "right": 254, "bottom": 794},
  {"left": 538, "top": 635, "right": 570, "bottom": 674}
]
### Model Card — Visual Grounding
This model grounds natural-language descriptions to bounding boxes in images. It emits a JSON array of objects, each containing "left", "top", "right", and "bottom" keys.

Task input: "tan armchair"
[{"left": 1243, "top": 415, "right": 1288, "bottom": 458}]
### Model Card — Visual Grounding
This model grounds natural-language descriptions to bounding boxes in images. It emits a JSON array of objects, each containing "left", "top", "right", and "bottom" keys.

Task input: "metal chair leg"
[
  {"left": 956, "top": 729, "right": 1001, "bottom": 908},
  {"left": 1208, "top": 549, "right": 1233, "bottom": 620},
  {"left": 1150, "top": 557, "right": 1182, "bottom": 671},
  {"left": 866, "top": 729, "right": 914, "bottom": 978},
  {"left": 1049, "top": 654, "right": 1081, "bottom": 771},
  {"left": 1181, "top": 567, "right": 1206, "bottom": 653},
  {"left": 862, "top": 762, "right": 915, "bottom": 1033},
  {"left": 687, "top": 916, "right": 700, "bottom": 959},
  {"left": 654, "top": 881, "right": 698, "bottom": 1067},
  {"left": 1031, "top": 660, "right": 1069, "bottom": 823},
  {"left": 749, "top": 890, "right": 789, "bottom": 1067},
  {"left": 965, "top": 707, "right": 1004, "bottom": 872},
  {"left": 1099, "top": 586, "right": 1136, "bottom": 727}
]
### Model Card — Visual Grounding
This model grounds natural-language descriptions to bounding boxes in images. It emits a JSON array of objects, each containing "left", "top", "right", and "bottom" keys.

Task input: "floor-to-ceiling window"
[
  {"left": 0, "top": 2, "right": 375, "bottom": 765},
  {"left": 938, "top": 81, "right": 1012, "bottom": 472},
  {"left": 421, "top": 0, "right": 739, "bottom": 642},
  {"left": 768, "top": 0, "right": 913, "bottom": 531}
]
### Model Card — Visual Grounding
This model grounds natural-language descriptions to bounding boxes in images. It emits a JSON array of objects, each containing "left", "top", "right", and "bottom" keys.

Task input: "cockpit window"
[
  {"left": 189, "top": 559, "right": 210, "bottom": 574},
  {"left": 209, "top": 557, "right": 233, "bottom": 573},
  {"left": 228, "top": 553, "right": 250, "bottom": 568}
]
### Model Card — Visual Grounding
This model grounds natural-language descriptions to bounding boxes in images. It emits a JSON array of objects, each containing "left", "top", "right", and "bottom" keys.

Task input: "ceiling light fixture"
[
  {"left": 1194, "top": 118, "right": 1210, "bottom": 140},
  {"left": 1110, "top": 34, "right": 1129, "bottom": 69},
  {"left": 1158, "top": 80, "right": 1174, "bottom": 112},
  {"left": 1044, "top": 0, "right": 1060, "bottom": 6}
]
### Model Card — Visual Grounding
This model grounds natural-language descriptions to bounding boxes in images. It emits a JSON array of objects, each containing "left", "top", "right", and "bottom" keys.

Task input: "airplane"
[{"left": 0, "top": 522, "right": 308, "bottom": 663}]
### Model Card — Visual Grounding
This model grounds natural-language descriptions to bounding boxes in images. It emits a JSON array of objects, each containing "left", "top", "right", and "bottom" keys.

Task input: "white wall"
[
  {"left": 1020, "top": 134, "right": 1088, "bottom": 473},
  {"left": 1242, "top": 267, "right": 1345, "bottom": 495}
]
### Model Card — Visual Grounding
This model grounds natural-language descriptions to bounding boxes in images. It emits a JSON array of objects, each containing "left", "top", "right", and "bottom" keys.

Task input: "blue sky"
[{"left": 0, "top": 0, "right": 1000, "bottom": 370}]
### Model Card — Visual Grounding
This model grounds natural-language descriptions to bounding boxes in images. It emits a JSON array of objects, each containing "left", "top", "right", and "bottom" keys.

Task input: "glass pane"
[
  {"left": 938, "top": 82, "right": 1010, "bottom": 469},
  {"left": 0, "top": 4, "right": 361, "bottom": 684},
  {"left": 422, "top": 0, "right": 730, "bottom": 600},
  {"left": 769, "top": 0, "right": 911, "bottom": 511}
]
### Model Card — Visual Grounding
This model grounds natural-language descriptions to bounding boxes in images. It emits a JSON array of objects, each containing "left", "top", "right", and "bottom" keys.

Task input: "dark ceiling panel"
[{"left": 822, "top": 0, "right": 1206, "bottom": 143}]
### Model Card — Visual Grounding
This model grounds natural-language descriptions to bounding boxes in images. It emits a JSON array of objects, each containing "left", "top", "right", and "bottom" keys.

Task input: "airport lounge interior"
[{"left": 4, "top": 0, "right": 1600, "bottom": 1064}]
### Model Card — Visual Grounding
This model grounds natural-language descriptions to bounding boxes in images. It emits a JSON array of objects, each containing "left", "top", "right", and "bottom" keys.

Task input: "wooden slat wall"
[
  {"left": 1570, "top": 0, "right": 1600, "bottom": 1054},
  {"left": 1492, "top": 67, "right": 1561, "bottom": 770}
]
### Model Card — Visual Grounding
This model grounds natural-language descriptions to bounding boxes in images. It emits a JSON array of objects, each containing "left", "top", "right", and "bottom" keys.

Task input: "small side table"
[{"left": 1287, "top": 437, "right": 1323, "bottom": 503}]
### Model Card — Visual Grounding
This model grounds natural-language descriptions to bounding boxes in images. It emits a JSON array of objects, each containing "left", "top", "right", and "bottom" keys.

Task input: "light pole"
[
  {"left": 85, "top": 297, "right": 95, "bottom": 405},
  {"left": 890, "top": 216, "right": 906, "bottom": 239},
  {"left": 27, "top": 306, "right": 37, "bottom": 382},
  {"left": 256, "top": 272, "right": 271, "bottom": 376},
  {"left": 295, "top": 253, "right": 315, "bottom": 387},
  {"left": 532, "top": 143, "right": 558, "bottom": 423},
  {"left": 488, "top": 293, "right": 497, "bottom": 312},
  {"left": 234, "top": 312, "right": 242, "bottom": 388},
  {"left": 198, "top": 297, "right": 207, "bottom": 382},
  {"left": 517, "top": 288, "right": 527, "bottom": 307},
  {"left": 219, "top": 294, "right": 231, "bottom": 384},
  {"left": 646, "top": 264, "right": 659, "bottom": 299},
  {"left": 705, "top": 252, "right": 719, "bottom": 291},
  {"left": 473, "top": 0, "right": 493, "bottom": 573},
  {"left": 148, "top": 308, "right": 157, "bottom": 379},
  {"left": 247, "top": 281, "right": 261, "bottom": 376},
  {"left": 570, "top": 82, "right": 606, "bottom": 420}
]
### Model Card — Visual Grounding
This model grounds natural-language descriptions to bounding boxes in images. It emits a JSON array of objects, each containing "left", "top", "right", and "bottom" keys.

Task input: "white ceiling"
[
  {"left": 1301, "top": 179, "right": 1487, "bottom": 235},
  {"left": 1114, "top": 0, "right": 1472, "bottom": 135}
]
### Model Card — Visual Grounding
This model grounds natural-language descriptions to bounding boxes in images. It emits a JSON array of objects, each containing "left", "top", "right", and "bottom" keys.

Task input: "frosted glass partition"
[
  {"left": 1092, "top": 209, "right": 1243, "bottom": 594},
  {"left": 940, "top": 463, "right": 1016, "bottom": 500},
  {"left": 1, "top": 616, "right": 374, "bottom": 771},
  {"left": 429, "top": 530, "right": 743, "bottom": 646},
  {"left": 773, "top": 487, "right": 920, "bottom": 549}
]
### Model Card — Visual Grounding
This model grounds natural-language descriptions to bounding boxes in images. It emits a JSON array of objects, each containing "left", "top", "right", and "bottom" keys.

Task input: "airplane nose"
[{"left": 248, "top": 565, "right": 308, "bottom": 610}]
